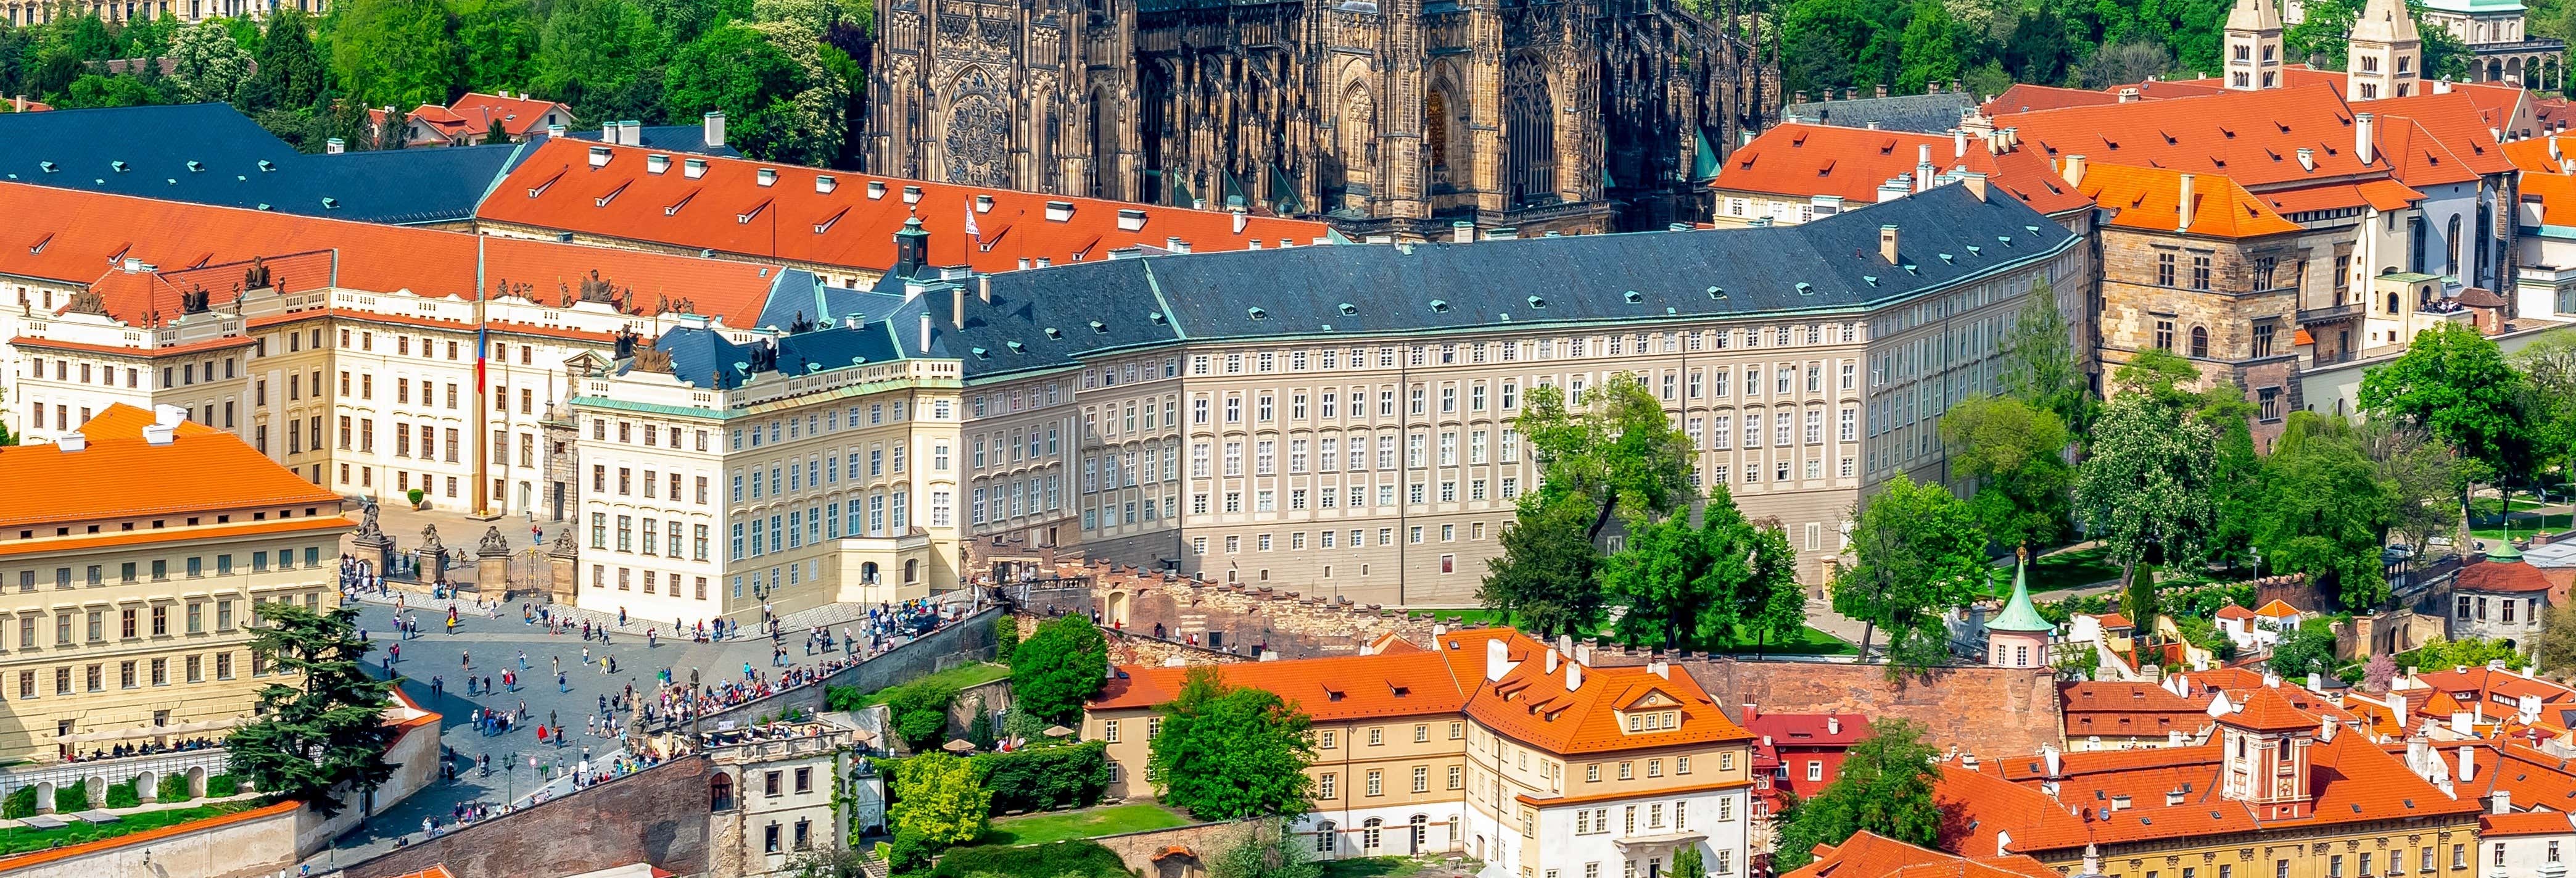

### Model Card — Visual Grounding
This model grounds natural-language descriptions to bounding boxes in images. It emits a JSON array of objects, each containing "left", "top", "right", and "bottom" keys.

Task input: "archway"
[
  {"left": 134, "top": 769, "right": 156, "bottom": 803},
  {"left": 1334, "top": 81, "right": 1377, "bottom": 212},
  {"left": 188, "top": 766, "right": 207, "bottom": 799},
  {"left": 84, "top": 774, "right": 106, "bottom": 807},
  {"left": 32, "top": 781, "right": 53, "bottom": 814},
  {"left": 1106, "top": 590, "right": 1130, "bottom": 628}
]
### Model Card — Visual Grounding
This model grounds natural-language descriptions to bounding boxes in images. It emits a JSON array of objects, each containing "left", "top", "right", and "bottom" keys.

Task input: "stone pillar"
[
  {"left": 419, "top": 525, "right": 448, "bottom": 586},
  {"left": 352, "top": 500, "right": 397, "bottom": 583},
  {"left": 477, "top": 526, "right": 513, "bottom": 598},
  {"left": 548, "top": 525, "right": 580, "bottom": 605}
]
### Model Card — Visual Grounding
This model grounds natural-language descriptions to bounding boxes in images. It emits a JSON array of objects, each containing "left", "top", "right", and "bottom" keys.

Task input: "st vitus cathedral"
[{"left": 864, "top": 0, "right": 1779, "bottom": 238}]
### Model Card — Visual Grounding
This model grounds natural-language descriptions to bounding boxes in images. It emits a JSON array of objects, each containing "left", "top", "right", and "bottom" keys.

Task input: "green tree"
[
  {"left": 327, "top": 0, "right": 461, "bottom": 110},
  {"left": 451, "top": 0, "right": 538, "bottom": 93},
  {"left": 1895, "top": 0, "right": 1965, "bottom": 94},
  {"left": 2268, "top": 617, "right": 2341, "bottom": 677},
  {"left": 1480, "top": 492, "right": 1606, "bottom": 639},
  {"left": 1772, "top": 718, "right": 1944, "bottom": 870},
  {"left": 245, "top": 8, "right": 324, "bottom": 111},
  {"left": 1207, "top": 823, "right": 1325, "bottom": 878},
  {"left": 889, "top": 752, "right": 991, "bottom": 849},
  {"left": 2536, "top": 605, "right": 2576, "bottom": 674},
  {"left": 1147, "top": 667, "right": 1316, "bottom": 819},
  {"left": 167, "top": 20, "right": 252, "bottom": 104},
  {"left": 54, "top": 73, "right": 166, "bottom": 108},
  {"left": 662, "top": 23, "right": 799, "bottom": 154},
  {"left": 1605, "top": 486, "right": 1807, "bottom": 652},
  {"left": 885, "top": 678, "right": 959, "bottom": 752},
  {"left": 1833, "top": 474, "right": 1989, "bottom": 673},
  {"left": 1743, "top": 520, "right": 1811, "bottom": 656},
  {"left": 2516, "top": 332, "right": 2576, "bottom": 492},
  {"left": 1998, "top": 294, "right": 2091, "bottom": 431},
  {"left": 223, "top": 602, "right": 396, "bottom": 818},
  {"left": 2253, "top": 413, "right": 2396, "bottom": 609},
  {"left": 2361, "top": 321, "right": 2533, "bottom": 547},
  {"left": 2076, "top": 386, "right": 2219, "bottom": 614},
  {"left": 1939, "top": 395, "right": 2073, "bottom": 551},
  {"left": 1519, "top": 374, "right": 1696, "bottom": 540},
  {"left": 1674, "top": 845, "right": 1707, "bottom": 878},
  {"left": 1007, "top": 614, "right": 1107, "bottom": 726},
  {"left": 2408, "top": 636, "right": 2526, "bottom": 671},
  {"left": 534, "top": 0, "right": 663, "bottom": 110}
]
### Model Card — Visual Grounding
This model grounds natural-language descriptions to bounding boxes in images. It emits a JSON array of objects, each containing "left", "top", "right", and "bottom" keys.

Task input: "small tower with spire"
[
  {"left": 2348, "top": 0, "right": 2422, "bottom": 101},
  {"left": 1986, "top": 547, "right": 2054, "bottom": 669},
  {"left": 2224, "top": 0, "right": 2284, "bottom": 90}
]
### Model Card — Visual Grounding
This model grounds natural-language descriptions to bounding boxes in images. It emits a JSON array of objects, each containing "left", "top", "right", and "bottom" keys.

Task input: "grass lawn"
[
  {"left": 975, "top": 802, "right": 1191, "bottom": 847},
  {"left": 1321, "top": 858, "right": 1447, "bottom": 878},
  {"left": 1710, "top": 624, "right": 1854, "bottom": 656},
  {"left": 2023, "top": 545, "right": 2123, "bottom": 594},
  {"left": 836, "top": 662, "right": 1009, "bottom": 708},
  {"left": 0, "top": 800, "right": 262, "bottom": 855},
  {"left": 2471, "top": 516, "right": 2574, "bottom": 542},
  {"left": 1406, "top": 608, "right": 1508, "bottom": 626}
]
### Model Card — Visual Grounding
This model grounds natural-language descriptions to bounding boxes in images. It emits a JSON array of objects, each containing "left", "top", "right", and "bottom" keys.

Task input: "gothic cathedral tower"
[
  {"left": 2348, "top": 0, "right": 2424, "bottom": 100},
  {"left": 2223, "top": 0, "right": 2283, "bottom": 90}
]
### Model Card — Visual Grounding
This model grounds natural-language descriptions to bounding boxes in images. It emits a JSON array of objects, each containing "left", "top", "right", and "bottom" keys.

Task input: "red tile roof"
[
  {"left": 0, "top": 404, "right": 346, "bottom": 529},
  {"left": 2520, "top": 172, "right": 2576, "bottom": 225},
  {"left": 2060, "top": 681, "right": 2215, "bottom": 740},
  {"left": 1997, "top": 85, "right": 2395, "bottom": 191},
  {"left": 2254, "top": 600, "right": 2301, "bottom": 618},
  {"left": 1089, "top": 648, "right": 1469, "bottom": 723},
  {"left": 432, "top": 93, "right": 574, "bottom": 139},
  {"left": 476, "top": 138, "right": 1333, "bottom": 277},
  {"left": 2094, "top": 613, "right": 2134, "bottom": 629},
  {"left": 2256, "top": 179, "right": 2424, "bottom": 214},
  {"left": 1712, "top": 123, "right": 2092, "bottom": 215},
  {"left": 2077, "top": 164, "right": 2303, "bottom": 238},
  {"left": 1983, "top": 84, "right": 2121, "bottom": 115},
  {"left": 2215, "top": 605, "right": 2256, "bottom": 621},
  {"left": 2459, "top": 559, "right": 2555, "bottom": 594},
  {"left": 2502, "top": 136, "right": 2576, "bottom": 173},
  {"left": 0, "top": 182, "right": 793, "bottom": 328},
  {"left": 2480, "top": 811, "right": 2575, "bottom": 837},
  {"left": 2371, "top": 115, "right": 2484, "bottom": 188},
  {"left": 1748, "top": 711, "right": 1873, "bottom": 747},
  {"left": 1785, "top": 830, "right": 2061, "bottom": 878},
  {"left": 2408, "top": 666, "right": 2576, "bottom": 705},
  {"left": 2221, "top": 687, "right": 2332, "bottom": 732},
  {"left": 2366, "top": 91, "right": 2517, "bottom": 178},
  {"left": 1941, "top": 734, "right": 2480, "bottom": 857}
]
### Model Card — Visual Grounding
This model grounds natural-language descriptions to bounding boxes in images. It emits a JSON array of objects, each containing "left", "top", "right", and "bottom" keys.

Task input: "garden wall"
[
  {"left": 1084, "top": 818, "right": 1255, "bottom": 877},
  {"left": 0, "top": 801, "right": 303, "bottom": 878},
  {"left": 690, "top": 607, "right": 1002, "bottom": 735},
  {"left": 341, "top": 755, "right": 717, "bottom": 878},
  {"left": 1022, "top": 561, "right": 1443, "bottom": 660},
  {"left": 1676, "top": 657, "right": 2063, "bottom": 758}
]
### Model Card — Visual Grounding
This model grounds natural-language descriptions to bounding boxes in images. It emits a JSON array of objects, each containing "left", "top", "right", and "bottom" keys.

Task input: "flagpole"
[{"left": 472, "top": 237, "right": 491, "bottom": 520}]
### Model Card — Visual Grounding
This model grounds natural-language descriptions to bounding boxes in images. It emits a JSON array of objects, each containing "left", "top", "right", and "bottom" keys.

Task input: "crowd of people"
[
  {"left": 642, "top": 598, "right": 967, "bottom": 730},
  {"left": 64, "top": 737, "right": 223, "bottom": 763}
]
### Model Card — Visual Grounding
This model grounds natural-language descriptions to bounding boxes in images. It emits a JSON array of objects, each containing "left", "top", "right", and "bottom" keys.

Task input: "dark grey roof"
[
  {"left": 0, "top": 102, "right": 520, "bottom": 225},
  {"left": 642, "top": 321, "right": 914, "bottom": 392},
  {"left": 936, "top": 184, "right": 2076, "bottom": 380},
  {"left": 1782, "top": 92, "right": 1981, "bottom": 135},
  {"left": 645, "top": 326, "right": 762, "bottom": 391},
  {"left": 563, "top": 126, "right": 743, "bottom": 158}
]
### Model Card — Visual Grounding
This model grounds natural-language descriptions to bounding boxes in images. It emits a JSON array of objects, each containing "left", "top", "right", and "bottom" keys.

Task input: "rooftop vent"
[
  {"left": 1045, "top": 201, "right": 1075, "bottom": 222},
  {"left": 815, "top": 175, "right": 837, "bottom": 194},
  {"left": 1117, "top": 209, "right": 1148, "bottom": 231},
  {"left": 1429, "top": 299, "right": 1451, "bottom": 313},
  {"left": 683, "top": 158, "right": 707, "bottom": 179},
  {"left": 646, "top": 154, "right": 670, "bottom": 175},
  {"left": 1338, "top": 302, "right": 1358, "bottom": 316},
  {"left": 1247, "top": 307, "right": 1267, "bottom": 320},
  {"left": 756, "top": 168, "right": 778, "bottom": 188},
  {"left": 867, "top": 180, "right": 886, "bottom": 199},
  {"left": 975, "top": 194, "right": 993, "bottom": 212},
  {"left": 1623, "top": 291, "right": 1643, "bottom": 304},
  {"left": 185, "top": 160, "right": 202, "bottom": 172},
  {"left": 903, "top": 185, "right": 923, "bottom": 204},
  {"left": 1089, "top": 321, "right": 1107, "bottom": 334},
  {"left": 588, "top": 146, "right": 612, "bottom": 168}
]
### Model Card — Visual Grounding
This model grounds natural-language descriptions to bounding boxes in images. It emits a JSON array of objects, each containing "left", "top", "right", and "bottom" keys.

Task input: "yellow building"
[
  {"left": 1941, "top": 687, "right": 2485, "bottom": 878},
  {"left": 0, "top": 404, "right": 350, "bottom": 763},
  {"left": 1084, "top": 628, "right": 1757, "bottom": 878}
]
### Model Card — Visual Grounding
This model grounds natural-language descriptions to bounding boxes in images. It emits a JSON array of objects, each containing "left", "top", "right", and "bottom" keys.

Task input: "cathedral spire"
[
  {"left": 2223, "top": 0, "right": 2283, "bottom": 90},
  {"left": 2348, "top": 0, "right": 2422, "bottom": 100}
]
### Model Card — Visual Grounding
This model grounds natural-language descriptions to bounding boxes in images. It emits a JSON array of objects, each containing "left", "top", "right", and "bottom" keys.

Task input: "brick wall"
[
  {"left": 1678, "top": 658, "right": 2062, "bottom": 758},
  {"left": 1020, "top": 560, "right": 1445, "bottom": 660},
  {"left": 686, "top": 606, "right": 1002, "bottom": 735},
  {"left": 343, "top": 755, "right": 717, "bottom": 878},
  {"left": 1083, "top": 819, "right": 1256, "bottom": 877}
]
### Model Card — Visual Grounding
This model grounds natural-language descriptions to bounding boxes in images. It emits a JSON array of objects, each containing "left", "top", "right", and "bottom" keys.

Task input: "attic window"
[
  {"left": 1526, "top": 295, "right": 1546, "bottom": 309},
  {"left": 970, "top": 346, "right": 989, "bottom": 359},
  {"left": 1707, "top": 286, "right": 1727, "bottom": 299},
  {"left": 1147, "top": 312, "right": 1167, "bottom": 325},
  {"left": 1338, "top": 302, "right": 1358, "bottom": 316},
  {"left": 1966, "top": 244, "right": 1982, "bottom": 255},
  {"left": 1044, "top": 201, "right": 1075, "bottom": 222},
  {"left": 595, "top": 181, "right": 630, "bottom": 208},
  {"left": 866, "top": 180, "right": 886, "bottom": 199},
  {"left": 1117, "top": 209, "right": 1148, "bottom": 231},
  {"left": 756, "top": 168, "right": 778, "bottom": 188},
  {"left": 321, "top": 197, "right": 339, "bottom": 209},
  {"left": 737, "top": 200, "right": 769, "bottom": 224},
  {"left": 1938, "top": 253, "right": 1955, "bottom": 264},
  {"left": 110, "top": 160, "right": 128, "bottom": 173},
  {"left": 1044, "top": 327, "right": 1063, "bottom": 340},
  {"left": 813, "top": 207, "right": 846, "bottom": 233},
  {"left": 1429, "top": 299, "right": 1451, "bottom": 313},
  {"left": 1088, "top": 320, "right": 1108, "bottom": 334},
  {"left": 646, "top": 154, "right": 670, "bottom": 175},
  {"left": 1796, "top": 282, "right": 1815, "bottom": 295},
  {"left": 667, "top": 192, "right": 697, "bottom": 217},
  {"left": 28, "top": 233, "right": 50, "bottom": 254},
  {"left": 976, "top": 194, "right": 994, "bottom": 212},
  {"left": 1863, "top": 276, "right": 1878, "bottom": 287},
  {"left": 257, "top": 160, "right": 275, "bottom": 172},
  {"left": 683, "top": 158, "right": 708, "bottom": 179},
  {"left": 1005, "top": 341, "right": 1025, "bottom": 354},
  {"left": 1247, "top": 307, "right": 1268, "bottom": 320},
  {"left": 815, "top": 175, "right": 838, "bottom": 194},
  {"left": 38, "top": 161, "right": 56, "bottom": 173}
]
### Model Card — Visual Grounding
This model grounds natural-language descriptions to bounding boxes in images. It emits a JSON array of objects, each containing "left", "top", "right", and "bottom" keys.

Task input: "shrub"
[
  {"left": 407, "top": 488, "right": 426, "bottom": 506},
  {"left": 104, "top": 777, "right": 141, "bottom": 808},
  {"left": 54, "top": 780, "right": 86, "bottom": 813},
  {"left": 885, "top": 679, "right": 960, "bottom": 752},
  {"left": 993, "top": 615, "right": 1020, "bottom": 663},
  {"left": 823, "top": 684, "right": 866, "bottom": 712},
  {"left": 2, "top": 785, "right": 35, "bottom": 819},
  {"left": 158, "top": 773, "right": 192, "bottom": 802},
  {"left": 976, "top": 740, "right": 1112, "bottom": 813},
  {"left": 928, "top": 840, "right": 1128, "bottom": 878},
  {"left": 205, "top": 774, "right": 239, "bottom": 797}
]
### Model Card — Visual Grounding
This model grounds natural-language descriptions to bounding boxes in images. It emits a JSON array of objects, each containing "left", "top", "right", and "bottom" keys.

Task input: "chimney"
[
  {"left": 152, "top": 405, "right": 184, "bottom": 429},
  {"left": 547, "top": 123, "right": 566, "bottom": 138},
  {"left": 1955, "top": 128, "right": 1970, "bottom": 158},
  {"left": 1485, "top": 638, "right": 1509, "bottom": 682},
  {"left": 142, "top": 423, "right": 175, "bottom": 445},
  {"left": 2307, "top": 671, "right": 2324, "bottom": 692},
  {"left": 2042, "top": 744, "right": 2063, "bottom": 777},
  {"left": 2492, "top": 789, "right": 2512, "bottom": 814},
  {"left": 326, "top": 138, "right": 345, "bottom": 155},
  {"left": 2297, "top": 147, "right": 2317, "bottom": 171},
  {"left": 2553, "top": 138, "right": 2564, "bottom": 162},
  {"left": 951, "top": 284, "right": 965, "bottom": 330},
  {"left": 1880, "top": 225, "right": 1900, "bottom": 263},
  {"left": 1879, "top": 176, "right": 1911, "bottom": 202},
  {"left": 1928, "top": 80, "right": 1942, "bottom": 94},
  {"left": 2119, "top": 87, "right": 2142, "bottom": 102},
  {"left": 1828, "top": 716, "right": 1842, "bottom": 735},
  {"left": 1915, "top": 144, "right": 1934, "bottom": 193},
  {"left": 1649, "top": 660, "right": 1670, "bottom": 679},
  {"left": 2453, "top": 711, "right": 2474, "bottom": 734},
  {"left": 1546, "top": 649, "right": 1561, "bottom": 673},
  {"left": 1453, "top": 221, "right": 1475, "bottom": 243},
  {"left": 1743, "top": 703, "right": 1759, "bottom": 723},
  {"left": 2357, "top": 113, "right": 2377, "bottom": 165},
  {"left": 703, "top": 111, "right": 727, "bottom": 149},
  {"left": 1961, "top": 171, "right": 1989, "bottom": 202},
  {"left": 2436, "top": 78, "right": 2454, "bottom": 94},
  {"left": 1574, "top": 644, "right": 1593, "bottom": 666},
  {"left": 56, "top": 433, "right": 85, "bottom": 452},
  {"left": 1875, "top": 83, "right": 1889, "bottom": 98},
  {"left": 977, "top": 274, "right": 993, "bottom": 304},
  {"left": 588, "top": 145, "right": 613, "bottom": 168},
  {"left": 2394, "top": 692, "right": 2409, "bottom": 729},
  {"left": 917, "top": 313, "right": 931, "bottom": 354},
  {"left": 2176, "top": 172, "right": 2198, "bottom": 233},
  {"left": 1567, "top": 660, "right": 1583, "bottom": 691},
  {"left": 2459, "top": 745, "right": 2479, "bottom": 782},
  {"left": 2408, "top": 735, "right": 2430, "bottom": 773}
]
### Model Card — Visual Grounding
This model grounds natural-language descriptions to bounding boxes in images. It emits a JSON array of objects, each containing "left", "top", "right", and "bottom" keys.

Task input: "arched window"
[
  {"left": 2447, "top": 214, "right": 2464, "bottom": 277},
  {"left": 1315, "top": 821, "right": 1337, "bottom": 853},
  {"left": 903, "top": 559, "right": 920, "bottom": 584},
  {"left": 1427, "top": 91, "right": 1451, "bottom": 175},
  {"left": 1505, "top": 57, "right": 1556, "bottom": 207},
  {"left": 710, "top": 774, "right": 735, "bottom": 811},
  {"left": 2190, "top": 326, "right": 2210, "bottom": 358},
  {"left": 1361, "top": 818, "right": 1384, "bottom": 850},
  {"left": 861, "top": 561, "right": 880, "bottom": 584},
  {"left": 2388, "top": 290, "right": 2403, "bottom": 313}
]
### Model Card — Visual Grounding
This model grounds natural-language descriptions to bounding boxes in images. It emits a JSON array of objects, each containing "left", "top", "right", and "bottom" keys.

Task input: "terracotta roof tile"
[
  {"left": 2522, "top": 172, "right": 2576, "bottom": 226},
  {"left": 2077, "top": 164, "right": 2303, "bottom": 238},
  {"left": 1786, "top": 830, "right": 2061, "bottom": 878},
  {"left": 1982, "top": 84, "right": 2123, "bottom": 115},
  {"left": 2457, "top": 559, "right": 2553, "bottom": 593},
  {"left": 2480, "top": 811, "right": 2575, "bottom": 837},
  {"left": 2221, "top": 687, "right": 2329, "bottom": 732},
  {"left": 477, "top": 139, "right": 1332, "bottom": 277},
  {"left": 1712, "top": 123, "right": 2091, "bottom": 216},
  {"left": 1998, "top": 85, "right": 2393, "bottom": 191},
  {"left": 0, "top": 404, "right": 344, "bottom": 529}
]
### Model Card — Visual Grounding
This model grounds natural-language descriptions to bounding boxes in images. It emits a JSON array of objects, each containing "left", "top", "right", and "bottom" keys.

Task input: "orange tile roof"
[
  {"left": 1089, "top": 648, "right": 1469, "bottom": 722},
  {"left": 2078, "top": 164, "right": 2303, "bottom": 238},
  {"left": 2060, "top": 681, "right": 2214, "bottom": 740},
  {"left": 1997, "top": 85, "right": 2393, "bottom": 191},
  {"left": 2370, "top": 116, "right": 2483, "bottom": 188},
  {"left": 1786, "top": 830, "right": 2062, "bottom": 878},
  {"left": 0, "top": 404, "right": 344, "bottom": 529},
  {"left": 2257, "top": 178, "right": 2424, "bottom": 214},
  {"left": 2408, "top": 666, "right": 2576, "bottom": 705},
  {"left": 2481, "top": 811, "right": 2575, "bottom": 837},
  {"left": 2215, "top": 605, "right": 2256, "bottom": 621},
  {"left": 2459, "top": 558, "right": 2554, "bottom": 593},
  {"left": 2094, "top": 613, "right": 2134, "bottom": 629},
  {"left": 0, "top": 515, "right": 350, "bottom": 558},
  {"left": 434, "top": 93, "right": 574, "bottom": 138},
  {"left": 1983, "top": 84, "right": 2121, "bottom": 115},
  {"left": 2503, "top": 135, "right": 2576, "bottom": 173},
  {"left": 2254, "top": 600, "right": 2301, "bottom": 618},
  {"left": 2366, "top": 91, "right": 2517, "bottom": 177},
  {"left": 0, "top": 182, "right": 795, "bottom": 329},
  {"left": 1712, "top": 123, "right": 2091, "bottom": 215},
  {"left": 2221, "top": 687, "right": 2330, "bottom": 732},
  {"left": 1941, "top": 734, "right": 2480, "bottom": 857},
  {"left": 476, "top": 139, "right": 1333, "bottom": 276},
  {"left": 2522, "top": 172, "right": 2576, "bottom": 226}
]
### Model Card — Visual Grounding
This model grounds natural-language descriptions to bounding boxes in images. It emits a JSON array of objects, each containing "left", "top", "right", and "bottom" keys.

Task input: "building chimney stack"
[
  {"left": 1880, "top": 225, "right": 1899, "bottom": 263},
  {"left": 1485, "top": 638, "right": 1509, "bottom": 682},
  {"left": 1955, "top": 128, "right": 1970, "bottom": 159},
  {"left": 704, "top": 111, "right": 727, "bottom": 149},
  {"left": 978, "top": 274, "right": 993, "bottom": 305},
  {"left": 2063, "top": 154, "right": 2088, "bottom": 187},
  {"left": 2357, "top": 113, "right": 2377, "bottom": 165},
  {"left": 56, "top": 433, "right": 85, "bottom": 452},
  {"left": 326, "top": 138, "right": 345, "bottom": 155},
  {"left": 2297, "top": 147, "right": 2317, "bottom": 171},
  {"left": 2459, "top": 745, "right": 2478, "bottom": 782},
  {"left": 1567, "top": 660, "right": 1583, "bottom": 691}
]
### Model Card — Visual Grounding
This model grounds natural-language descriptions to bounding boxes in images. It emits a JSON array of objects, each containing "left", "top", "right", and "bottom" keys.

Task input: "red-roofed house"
[
  {"left": 1783, "top": 830, "right": 2060, "bottom": 878},
  {"left": 1709, "top": 123, "right": 2093, "bottom": 230},
  {"left": 2450, "top": 550, "right": 2554, "bottom": 648},
  {"left": 378, "top": 91, "right": 576, "bottom": 147},
  {"left": 1084, "top": 628, "right": 1756, "bottom": 877},
  {"left": 1744, "top": 705, "right": 1872, "bottom": 800},
  {"left": 1936, "top": 702, "right": 2481, "bottom": 869}
]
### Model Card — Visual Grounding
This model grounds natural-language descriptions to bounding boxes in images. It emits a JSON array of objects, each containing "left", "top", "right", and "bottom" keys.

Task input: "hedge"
[
  {"left": 104, "top": 778, "right": 140, "bottom": 809},
  {"left": 927, "top": 840, "right": 1128, "bottom": 878},
  {"left": 2, "top": 786, "right": 34, "bottom": 819},
  {"left": 880, "top": 740, "right": 1113, "bottom": 816},
  {"left": 54, "top": 780, "right": 86, "bottom": 813},
  {"left": 205, "top": 774, "right": 239, "bottom": 797},
  {"left": 158, "top": 773, "right": 192, "bottom": 803}
]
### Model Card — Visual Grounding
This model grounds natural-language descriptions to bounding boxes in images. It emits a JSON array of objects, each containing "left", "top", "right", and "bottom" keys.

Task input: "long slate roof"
[
  {"left": 924, "top": 183, "right": 2077, "bottom": 381},
  {"left": 1783, "top": 91, "right": 1982, "bottom": 135},
  {"left": 0, "top": 102, "right": 520, "bottom": 225}
]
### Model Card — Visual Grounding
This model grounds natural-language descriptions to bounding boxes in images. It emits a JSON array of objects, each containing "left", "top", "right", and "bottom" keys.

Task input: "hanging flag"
[
  {"left": 964, "top": 197, "right": 981, "bottom": 245},
  {"left": 476, "top": 316, "right": 489, "bottom": 393}
]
